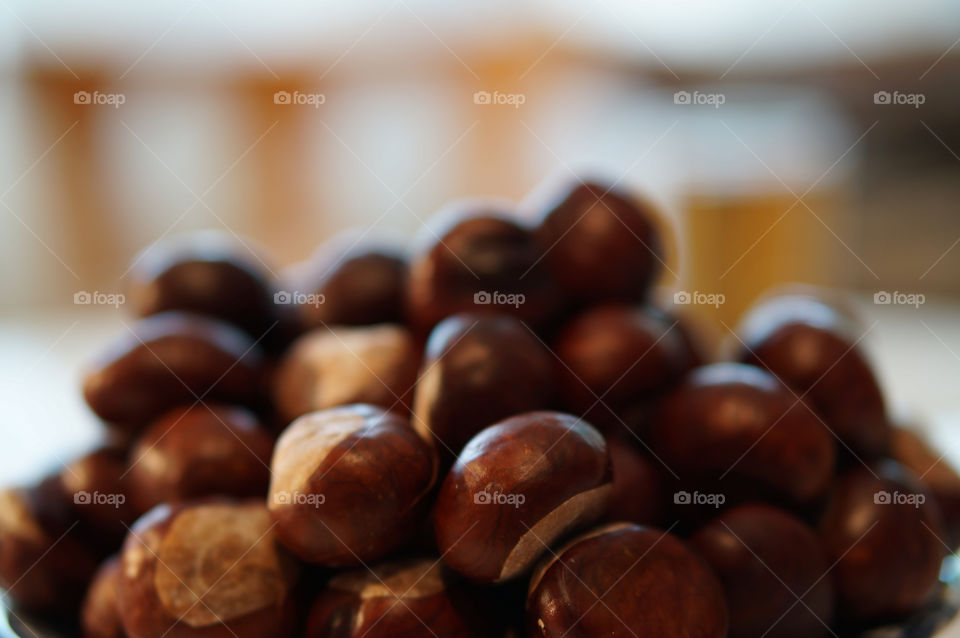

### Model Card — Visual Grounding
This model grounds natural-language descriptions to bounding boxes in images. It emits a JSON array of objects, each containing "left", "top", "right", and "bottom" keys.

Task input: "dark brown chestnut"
[
  {"left": 531, "top": 179, "right": 663, "bottom": 305},
  {"left": 552, "top": 303, "right": 698, "bottom": 432},
  {"left": 892, "top": 425, "right": 960, "bottom": 549},
  {"left": 818, "top": 461, "right": 945, "bottom": 624},
  {"left": 60, "top": 445, "right": 137, "bottom": 550},
  {"left": 691, "top": 503, "right": 835, "bottom": 638},
  {"left": 650, "top": 363, "right": 835, "bottom": 504},
  {"left": 736, "top": 294, "right": 890, "bottom": 459},
  {"left": 271, "top": 324, "right": 420, "bottom": 424},
  {"left": 128, "top": 231, "right": 277, "bottom": 338},
  {"left": 406, "top": 201, "right": 560, "bottom": 334},
  {"left": 527, "top": 522, "right": 727, "bottom": 637},
  {"left": 126, "top": 404, "right": 274, "bottom": 513},
  {"left": 433, "top": 411, "right": 612, "bottom": 584},
  {"left": 116, "top": 501, "right": 299, "bottom": 638},
  {"left": 306, "top": 558, "right": 498, "bottom": 637},
  {"left": 602, "top": 436, "right": 666, "bottom": 525},
  {"left": 279, "top": 230, "right": 407, "bottom": 332},
  {"left": 82, "top": 312, "right": 264, "bottom": 427},
  {"left": 81, "top": 555, "right": 123, "bottom": 638},
  {"left": 268, "top": 404, "right": 436, "bottom": 566},
  {"left": 412, "top": 313, "right": 554, "bottom": 460}
]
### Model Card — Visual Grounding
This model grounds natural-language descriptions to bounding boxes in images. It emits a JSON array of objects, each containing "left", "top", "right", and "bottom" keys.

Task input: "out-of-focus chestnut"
[
  {"left": 306, "top": 558, "right": 498, "bottom": 637},
  {"left": 60, "top": 445, "right": 137, "bottom": 550},
  {"left": 527, "top": 522, "right": 727, "bottom": 637},
  {"left": 268, "top": 405, "right": 436, "bottom": 566},
  {"left": 81, "top": 556, "right": 123, "bottom": 638},
  {"left": 691, "top": 503, "right": 834, "bottom": 638},
  {"left": 530, "top": 179, "right": 663, "bottom": 306},
  {"left": 412, "top": 313, "right": 554, "bottom": 460},
  {"left": 0, "top": 484, "right": 97, "bottom": 613},
  {"left": 650, "top": 363, "right": 835, "bottom": 504},
  {"left": 82, "top": 312, "right": 264, "bottom": 427},
  {"left": 126, "top": 404, "right": 274, "bottom": 513},
  {"left": 818, "top": 461, "right": 945, "bottom": 624},
  {"left": 271, "top": 324, "right": 419, "bottom": 424},
  {"left": 128, "top": 231, "right": 277, "bottom": 338},
  {"left": 602, "top": 436, "right": 666, "bottom": 525},
  {"left": 406, "top": 201, "right": 560, "bottom": 334},
  {"left": 280, "top": 231, "right": 407, "bottom": 332},
  {"left": 736, "top": 294, "right": 890, "bottom": 459},
  {"left": 116, "top": 501, "right": 299, "bottom": 638},
  {"left": 552, "top": 303, "right": 697, "bottom": 432},
  {"left": 433, "top": 412, "right": 612, "bottom": 584},
  {"left": 892, "top": 425, "right": 960, "bottom": 549}
]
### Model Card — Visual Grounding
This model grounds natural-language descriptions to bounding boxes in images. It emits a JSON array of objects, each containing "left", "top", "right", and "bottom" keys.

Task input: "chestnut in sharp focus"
[
  {"left": 406, "top": 201, "right": 560, "bottom": 334},
  {"left": 268, "top": 405, "right": 436, "bottom": 566},
  {"left": 691, "top": 503, "right": 835, "bottom": 638},
  {"left": 306, "top": 558, "right": 498, "bottom": 638},
  {"left": 527, "top": 522, "right": 727, "bottom": 637},
  {"left": 433, "top": 411, "right": 612, "bottom": 584},
  {"left": 126, "top": 404, "right": 274, "bottom": 513},
  {"left": 736, "top": 294, "right": 890, "bottom": 459},
  {"left": 128, "top": 231, "right": 277, "bottom": 338},
  {"left": 81, "top": 556, "right": 123, "bottom": 638},
  {"left": 531, "top": 179, "right": 663, "bottom": 305},
  {"left": 818, "top": 461, "right": 945, "bottom": 624},
  {"left": 116, "top": 501, "right": 299, "bottom": 638},
  {"left": 271, "top": 324, "right": 420, "bottom": 424},
  {"left": 650, "top": 363, "right": 835, "bottom": 504},
  {"left": 412, "top": 313, "right": 554, "bottom": 460},
  {"left": 82, "top": 312, "right": 264, "bottom": 427}
]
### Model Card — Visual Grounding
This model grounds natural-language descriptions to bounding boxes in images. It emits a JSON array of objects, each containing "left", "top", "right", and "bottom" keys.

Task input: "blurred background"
[{"left": 1, "top": 0, "right": 959, "bottom": 483}]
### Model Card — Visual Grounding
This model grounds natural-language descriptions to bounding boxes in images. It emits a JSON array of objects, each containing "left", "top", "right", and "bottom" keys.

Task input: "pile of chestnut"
[{"left": 1, "top": 178, "right": 957, "bottom": 638}]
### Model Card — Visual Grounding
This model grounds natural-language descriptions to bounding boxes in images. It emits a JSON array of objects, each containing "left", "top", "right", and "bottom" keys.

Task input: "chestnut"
[
  {"left": 527, "top": 522, "right": 727, "bottom": 637},
  {"left": 271, "top": 324, "right": 420, "bottom": 424},
  {"left": 405, "top": 201, "right": 560, "bottom": 334},
  {"left": 530, "top": 178, "right": 663, "bottom": 305},
  {"left": 128, "top": 231, "right": 277, "bottom": 338},
  {"left": 552, "top": 303, "right": 698, "bottom": 432},
  {"left": 412, "top": 313, "right": 554, "bottom": 460},
  {"left": 650, "top": 363, "right": 835, "bottom": 504},
  {"left": 82, "top": 312, "right": 264, "bottom": 426},
  {"left": 60, "top": 445, "right": 137, "bottom": 550},
  {"left": 306, "top": 558, "right": 498, "bottom": 637},
  {"left": 892, "top": 425, "right": 960, "bottom": 549},
  {"left": 690, "top": 503, "right": 834, "bottom": 638},
  {"left": 268, "top": 404, "right": 436, "bottom": 566},
  {"left": 818, "top": 461, "right": 945, "bottom": 624},
  {"left": 602, "top": 436, "right": 666, "bottom": 525},
  {"left": 433, "top": 411, "right": 612, "bottom": 584},
  {"left": 116, "top": 501, "right": 299, "bottom": 638},
  {"left": 126, "top": 403, "right": 274, "bottom": 513},
  {"left": 81, "top": 555, "right": 123, "bottom": 638},
  {"left": 280, "top": 230, "right": 407, "bottom": 332},
  {"left": 0, "top": 483, "right": 98, "bottom": 613},
  {"left": 736, "top": 294, "right": 890, "bottom": 459}
]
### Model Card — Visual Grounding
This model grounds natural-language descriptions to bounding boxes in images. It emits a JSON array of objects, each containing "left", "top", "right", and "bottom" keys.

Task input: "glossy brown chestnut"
[
  {"left": 126, "top": 404, "right": 274, "bottom": 513},
  {"left": 531, "top": 179, "right": 663, "bottom": 305},
  {"left": 306, "top": 558, "right": 497, "bottom": 638},
  {"left": 271, "top": 324, "right": 420, "bottom": 424},
  {"left": 650, "top": 363, "right": 835, "bottom": 504},
  {"left": 691, "top": 503, "right": 835, "bottom": 638},
  {"left": 128, "top": 231, "right": 277, "bottom": 338},
  {"left": 116, "top": 501, "right": 299, "bottom": 638},
  {"left": 892, "top": 426, "right": 960, "bottom": 549},
  {"left": 736, "top": 294, "right": 890, "bottom": 459},
  {"left": 433, "top": 411, "right": 612, "bottom": 584},
  {"left": 412, "top": 313, "right": 554, "bottom": 460},
  {"left": 602, "top": 436, "right": 666, "bottom": 525},
  {"left": 268, "top": 404, "right": 436, "bottom": 566},
  {"left": 405, "top": 201, "right": 560, "bottom": 334},
  {"left": 280, "top": 231, "right": 407, "bottom": 332},
  {"left": 527, "top": 522, "right": 728, "bottom": 637},
  {"left": 81, "top": 556, "right": 123, "bottom": 638},
  {"left": 60, "top": 445, "right": 137, "bottom": 549},
  {"left": 553, "top": 303, "right": 698, "bottom": 432},
  {"left": 82, "top": 312, "right": 264, "bottom": 426},
  {"left": 818, "top": 461, "right": 945, "bottom": 624}
]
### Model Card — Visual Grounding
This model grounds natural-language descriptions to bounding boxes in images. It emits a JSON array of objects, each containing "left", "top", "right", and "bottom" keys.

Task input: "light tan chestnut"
[
  {"left": 434, "top": 412, "right": 612, "bottom": 584},
  {"left": 116, "top": 501, "right": 299, "bottom": 638},
  {"left": 271, "top": 324, "right": 420, "bottom": 424},
  {"left": 268, "top": 404, "right": 437, "bottom": 566}
]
